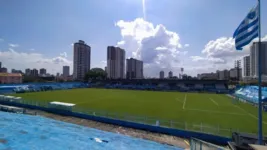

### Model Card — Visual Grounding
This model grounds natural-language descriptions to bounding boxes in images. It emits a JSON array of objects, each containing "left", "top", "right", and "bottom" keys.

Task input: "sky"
[{"left": 0, "top": 0, "right": 267, "bottom": 77}]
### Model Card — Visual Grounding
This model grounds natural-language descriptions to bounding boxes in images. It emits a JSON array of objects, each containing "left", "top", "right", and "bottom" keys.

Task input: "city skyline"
[{"left": 0, "top": 0, "right": 267, "bottom": 77}]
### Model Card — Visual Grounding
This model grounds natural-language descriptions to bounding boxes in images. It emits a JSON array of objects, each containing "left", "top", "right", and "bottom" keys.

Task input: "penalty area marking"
[
  {"left": 234, "top": 105, "right": 267, "bottom": 125},
  {"left": 185, "top": 108, "right": 246, "bottom": 116},
  {"left": 175, "top": 98, "right": 183, "bottom": 104},
  {"left": 183, "top": 94, "right": 187, "bottom": 109},
  {"left": 209, "top": 98, "right": 219, "bottom": 106}
]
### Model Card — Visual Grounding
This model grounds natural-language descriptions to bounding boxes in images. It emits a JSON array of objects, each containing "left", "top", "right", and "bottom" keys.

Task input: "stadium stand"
[
  {"left": 216, "top": 84, "right": 226, "bottom": 90},
  {"left": 234, "top": 86, "right": 267, "bottom": 104},
  {"left": 91, "top": 79, "right": 229, "bottom": 93},
  {"left": 0, "top": 82, "right": 88, "bottom": 94},
  {"left": 0, "top": 79, "right": 229, "bottom": 95},
  {"left": 195, "top": 84, "right": 203, "bottom": 90}
]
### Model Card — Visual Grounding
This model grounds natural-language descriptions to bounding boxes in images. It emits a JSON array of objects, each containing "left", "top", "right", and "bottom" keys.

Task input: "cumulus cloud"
[
  {"left": 0, "top": 49, "right": 72, "bottom": 74},
  {"left": 201, "top": 35, "right": 267, "bottom": 62},
  {"left": 60, "top": 52, "right": 67, "bottom": 58},
  {"left": 202, "top": 37, "right": 244, "bottom": 60},
  {"left": 190, "top": 35, "right": 267, "bottom": 74},
  {"left": 184, "top": 44, "right": 190, "bottom": 48},
  {"left": 191, "top": 56, "right": 225, "bottom": 64},
  {"left": 190, "top": 37, "right": 247, "bottom": 73},
  {"left": 115, "top": 18, "right": 186, "bottom": 77},
  {"left": 9, "top": 43, "right": 19, "bottom": 48}
]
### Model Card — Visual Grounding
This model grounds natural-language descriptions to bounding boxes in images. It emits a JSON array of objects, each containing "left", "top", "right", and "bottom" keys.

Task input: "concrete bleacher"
[
  {"left": 0, "top": 82, "right": 88, "bottom": 94},
  {"left": 101, "top": 82, "right": 229, "bottom": 93},
  {"left": 215, "top": 84, "right": 226, "bottom": 90},
  {"left": 195, "top": 84, "right": 203, "bottom": 90}
]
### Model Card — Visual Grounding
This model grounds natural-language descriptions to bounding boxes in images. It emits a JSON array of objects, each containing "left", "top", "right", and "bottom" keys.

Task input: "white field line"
[
  {"left": 214, "top": 94, "right": 233, "bottom": 106},
  {"left": 185, "top": 108, "right": 247, "bottom": 116},
  {"left": 175, "top": 98, "right": 183, "bottom": 104},
  {"left": 183, "top": 94, "right": 187, "bottom": 109},
  {"left": 234, "top": 105, "right": 267, "bottom": 125},
  {"left": 209, "top": 98, "right": 219, "bottom": 106}
]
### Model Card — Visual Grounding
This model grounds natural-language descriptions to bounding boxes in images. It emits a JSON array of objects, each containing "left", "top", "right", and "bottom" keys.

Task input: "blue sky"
[{"left": 0, "top": 0, "right": 266, "bottom": 76}]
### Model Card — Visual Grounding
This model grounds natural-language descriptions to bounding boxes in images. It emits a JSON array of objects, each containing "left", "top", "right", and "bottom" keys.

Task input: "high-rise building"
[
  {"left": 11, "top": 69, "right": 22, "bottom": 74},
  {"left": 243, "top": 56, "right": 250, "bottom": 77},
  {"left": 126, "top": 58, "right": 143, "bottom": 79},
  {"left": 25, "top": 68, "right": 31, "bottom": 76},
  {"left": 168, "top": 71, "right": 173, "bottom": 78},
  {"left": 63, "top": 66, "right": 70, "bottom": 77},
  {"left": 40, "top": 68, "right": 46, "bottom": 75},
  {"left": 30, "top": 69, "right": 38, "bottom": 76},
  {"left": 104, "top": 66, "right": 107, "bottom": 73},
  {"left": 218, "top": 70, "right": 229, "bottom": 80},
  {"left": 107, "top": 46, "right": 125, "bottom": 79},
  {"left": 0, "top": 67, "right": 7, "bottom": 73},
  {"left": 73, "top": 40, "right": 91, "bottom": 80},
  {"left": 159, "top": 71, "right": 164, "bottom": 79},
  {"left": 197, "top": 72, "right": 218, "bottom": 80},
  {"left": 250, "top": 42, "right": 267, "bottom": 77},
  {"left": 0, "top": 62, "right": 1, "bottom": 69},
  {"left": 230, "top": 68, "right": 242, "bottom": 80}
]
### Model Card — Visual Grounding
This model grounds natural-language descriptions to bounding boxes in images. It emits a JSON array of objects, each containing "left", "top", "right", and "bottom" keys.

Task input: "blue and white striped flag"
[{"left": 233, "top": 3, "right": 259, "bottom": 50}]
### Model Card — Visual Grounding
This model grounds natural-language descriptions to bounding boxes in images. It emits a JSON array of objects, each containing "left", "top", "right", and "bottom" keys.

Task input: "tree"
[{"left": 84, "top": 68, "right": 107, "bottom": 81}]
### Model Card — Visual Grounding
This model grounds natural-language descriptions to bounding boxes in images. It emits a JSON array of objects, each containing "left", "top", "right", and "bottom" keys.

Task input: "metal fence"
[
  {"left": 190, "top": 138, "right": 227, "bottom": 150},
  {"left": 1, "top": 98, "right": 262, "bottom": 138}
]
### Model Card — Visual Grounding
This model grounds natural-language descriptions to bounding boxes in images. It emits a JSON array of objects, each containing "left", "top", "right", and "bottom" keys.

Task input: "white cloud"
[
  {"left": 0, "top": 49, "right": 72, "bottom": 74},
  {"left": 115, "top": 18, "right": 186, "bottom": 77},
  {"left": 191, "top": 56, "right": 205, "bottom": 61},
  {"left": 99, "top": 60, "right": 107, "bottom": 69},
  {"left": 202, "top": 35, "right": 267, "bottom": 62},
  {"left": 30, "top": 48, "right": 35, "bottom": 51},
  {"left": 0, "top": 38, "right": 4, "bottom": 42},
  {"left": 59, "top": 52, "right": 67, "bottom": 58},
  {"left": 184, "top": 44, "right": 190, "bottom": 48},
  {"left": 9, "top": 43, "right": 19, "bottom": 48},
  {"left": 189, "top": 37, "right": 247, "bottom": 74},
  {"left": 202, "top": 37, "right": 251, "bottom": 59},
  {"left": 190, "top": 35, "right": 267, "bottom": 75}
]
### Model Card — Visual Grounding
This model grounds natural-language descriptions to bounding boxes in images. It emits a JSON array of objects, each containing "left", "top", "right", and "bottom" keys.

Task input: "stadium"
[{"left": 1, "top": 79, "right": 267, "bottom": 149}]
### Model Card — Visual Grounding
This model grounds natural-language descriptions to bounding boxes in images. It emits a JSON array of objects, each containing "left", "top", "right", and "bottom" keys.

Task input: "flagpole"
[{"left": 257, "top": 0, "right": 263, "bottom": 145}]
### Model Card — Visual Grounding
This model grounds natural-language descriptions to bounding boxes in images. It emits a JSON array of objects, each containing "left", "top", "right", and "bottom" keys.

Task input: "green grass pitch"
[{"left": 11, "top": 88, "right": 267, "bottom": 137}]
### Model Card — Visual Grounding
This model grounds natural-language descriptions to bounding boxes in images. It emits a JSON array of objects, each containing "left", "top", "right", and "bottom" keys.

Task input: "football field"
[{"left": 11, "top": 88, "right": 267, "bottom": 137}]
